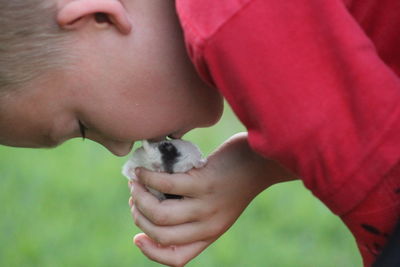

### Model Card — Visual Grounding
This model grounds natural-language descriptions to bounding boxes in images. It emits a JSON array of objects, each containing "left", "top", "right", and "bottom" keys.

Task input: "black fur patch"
[
  {"left": 158, "top": 141, "right": 181, "bottom": 174},
  {"left": 158, "top": 141, "right": 182, "bottom": 199}
]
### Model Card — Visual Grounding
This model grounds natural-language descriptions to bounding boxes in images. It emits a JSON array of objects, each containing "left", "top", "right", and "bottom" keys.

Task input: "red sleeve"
[{"left": 187, "top": 0, "right": 400, "bottom": 215}]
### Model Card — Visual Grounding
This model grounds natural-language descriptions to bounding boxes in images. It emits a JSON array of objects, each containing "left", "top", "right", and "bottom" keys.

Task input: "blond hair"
[{"left": 0, "top": 0, "right": 71, "bottom": 95}]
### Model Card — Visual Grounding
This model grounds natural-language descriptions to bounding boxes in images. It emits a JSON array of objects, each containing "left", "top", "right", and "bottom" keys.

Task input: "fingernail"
[
  {"left": 130, "top": 184, "right": 135, "bottom": 195},
  {"left": 135, "top": 240, "right": 143, "bottom": 248}
]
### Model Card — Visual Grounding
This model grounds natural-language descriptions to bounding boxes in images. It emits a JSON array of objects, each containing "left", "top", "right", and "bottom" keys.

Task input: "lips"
[
  {"left": 167, "top": 134, "right": 180, "bottom": 140},
  {"left": 148, "top": 136, "right": 167, "bottom": 142},
  {"left": 147, "top": 129, "right": 188, "bottom": 143},
  {"left": 148, "top": 133, "right": 184, "bottom": 143}
]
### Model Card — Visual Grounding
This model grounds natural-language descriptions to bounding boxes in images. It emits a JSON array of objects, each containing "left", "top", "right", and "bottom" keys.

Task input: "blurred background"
[{"left": 0, "top": 104, "right": 361, "bottom": 267}]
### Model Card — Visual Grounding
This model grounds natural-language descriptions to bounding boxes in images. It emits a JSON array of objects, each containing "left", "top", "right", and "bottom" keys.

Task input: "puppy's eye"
[{"left": 94, "top": 12, "right": 112, "bottom": 24}]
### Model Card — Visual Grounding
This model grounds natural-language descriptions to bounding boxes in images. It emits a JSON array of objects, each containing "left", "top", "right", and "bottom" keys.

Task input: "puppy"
[{"left": 122, "top": 139, "right": 206, "bottom": 200}]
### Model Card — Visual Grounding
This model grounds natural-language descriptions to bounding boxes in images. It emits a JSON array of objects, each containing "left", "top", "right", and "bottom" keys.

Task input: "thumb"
[{"left": 133, "top": 233, "right": 210, "bottom": 267}]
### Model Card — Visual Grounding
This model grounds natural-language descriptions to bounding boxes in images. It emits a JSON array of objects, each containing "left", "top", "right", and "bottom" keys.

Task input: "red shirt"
[{"left": 176, "top": 0, "right": 400, "bottom": 216}]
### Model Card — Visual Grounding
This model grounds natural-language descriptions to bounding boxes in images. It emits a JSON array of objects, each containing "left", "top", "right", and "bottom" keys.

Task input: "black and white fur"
[{"left": 122, "top": 139, "right": 206, "bottom": 200}]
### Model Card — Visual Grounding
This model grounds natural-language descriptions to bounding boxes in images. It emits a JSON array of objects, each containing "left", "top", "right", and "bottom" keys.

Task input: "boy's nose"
[{"left": 101, "top": 140, "right": 134, "bottom": 157}]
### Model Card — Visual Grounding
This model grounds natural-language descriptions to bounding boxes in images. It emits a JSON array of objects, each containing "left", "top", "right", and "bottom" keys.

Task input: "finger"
[
  {"left": 132, "top": 204, "right": 215, "bottom": 246},
  {"left": 129, "top": 196, "right": 134, "bottom": 208},
  {"left": 136, "top": 168, "right": 201, "bottom": 197},
  {"left": 134, "top": 233, "right": 210, "bottom": 267},
  {"left": 131, "top": 181, "right": 205, "bottom": 226}
]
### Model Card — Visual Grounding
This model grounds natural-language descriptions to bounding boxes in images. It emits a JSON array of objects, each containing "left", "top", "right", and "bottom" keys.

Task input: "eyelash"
[
  {"left": 78, "top": 121, "right": 88, "bottom": 140},
  {"left": 94, "top": 12, "right": 112, "bottom": 24}
]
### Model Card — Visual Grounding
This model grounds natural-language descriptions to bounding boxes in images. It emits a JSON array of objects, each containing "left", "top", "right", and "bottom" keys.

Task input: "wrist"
[{"left": 210, "top": 132, "right": 297, "bottom": 196}]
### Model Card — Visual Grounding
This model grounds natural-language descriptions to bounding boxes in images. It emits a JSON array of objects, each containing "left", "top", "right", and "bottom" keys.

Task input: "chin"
[{"left": 205, "top": 94, "right": 224, "bottom": 127}]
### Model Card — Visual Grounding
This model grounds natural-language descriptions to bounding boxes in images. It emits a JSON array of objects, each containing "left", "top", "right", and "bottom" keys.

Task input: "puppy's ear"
[
  {"left": 57, "top": 0, "right": 132, "bottom": 34},
  {"left": 142, "top": 140, "right": 151, "bottom": 153}
]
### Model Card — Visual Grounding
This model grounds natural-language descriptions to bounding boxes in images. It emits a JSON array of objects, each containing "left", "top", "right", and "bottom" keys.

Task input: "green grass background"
[{"left": 0, "top": 104, "right": 361, "bottom": 267}]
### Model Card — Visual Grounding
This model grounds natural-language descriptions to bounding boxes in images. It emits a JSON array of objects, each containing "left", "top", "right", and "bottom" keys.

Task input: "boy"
[{"left": 1, "top": 0, "right": 400, "bottom": 266}]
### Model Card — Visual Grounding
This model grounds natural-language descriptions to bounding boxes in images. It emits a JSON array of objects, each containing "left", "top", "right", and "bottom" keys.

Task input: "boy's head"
[
  {"left": 0, "top": 0, "right": 70, "bottom": 96},
  {"left": 0, "top": 0, "right": 223, "bottom": 156}
]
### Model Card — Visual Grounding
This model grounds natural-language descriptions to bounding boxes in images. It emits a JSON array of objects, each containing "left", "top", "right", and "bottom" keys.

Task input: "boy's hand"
[{"left": 128, "top": 133, "right": 296, "bottom": 267}]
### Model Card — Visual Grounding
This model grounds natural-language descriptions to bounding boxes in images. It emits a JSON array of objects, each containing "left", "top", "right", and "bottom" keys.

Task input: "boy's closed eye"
[{"left": 78, "top": 120, "right": 88, "bottom": 140}]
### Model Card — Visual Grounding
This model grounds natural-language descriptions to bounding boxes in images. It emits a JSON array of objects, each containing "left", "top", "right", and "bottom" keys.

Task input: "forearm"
[{"left": 207, "top": 132, "right": 298, "bottom": 199}]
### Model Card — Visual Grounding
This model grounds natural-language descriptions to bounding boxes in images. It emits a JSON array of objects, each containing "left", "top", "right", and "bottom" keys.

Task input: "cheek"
[
  {"left": 83, "top": 82, "right": 217, "bottom": 141},
  {"left": 87, "top": 106, "right": 174, "bottom": 141}
]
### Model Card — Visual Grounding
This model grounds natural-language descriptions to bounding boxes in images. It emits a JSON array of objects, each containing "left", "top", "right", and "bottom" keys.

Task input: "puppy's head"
[
  {"left": 144, "top": 139, "right": 205, "bottom": 173},
  {"left": 157, "top": 141, "right": 181, "bottom": 171}
]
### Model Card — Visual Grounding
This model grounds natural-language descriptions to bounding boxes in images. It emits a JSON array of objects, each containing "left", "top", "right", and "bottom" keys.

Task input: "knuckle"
[
  {"left": 172, "top": 257, "right": 186, "bottom": 267},
  {"left": 133, "top": 214, "right": 140, "bottom": 227},
  {"left": 138, "top": 168, "right": 152, "bottom": 182},
  {"left": 207, "top": 220, "right": 225, "bottom": 238},
  {"left": 202, "top": 203, "right": 217, "bottom": 218},
  {"left": 135, "top": 192, "right": 149, "bottom": 210},
  {"left": 155, "top": 234, "right": 173, "bottom": 246},
  {"left": 191, "top": 206, "right": 206, "bottom": 220},
  {"left": 132, "top": 207, "right": 140, "bottom": 226},
  {"left": 205, "top": 184, "right": 215, "bottom": 195},
  {"left": 138, "top": 169, "right": 149, "bottom": 183},
  {"left": 159, "top": 178, "right": 174, "bottom": 193},
  {"left": 198, "top": 178, "right": 215, "bottom": 195},
  {"left": 157, "top": 237, "right": 169, "bottom": 246},
  {"left": 153, "top": 211, "right": 170, "bottom": 226}
]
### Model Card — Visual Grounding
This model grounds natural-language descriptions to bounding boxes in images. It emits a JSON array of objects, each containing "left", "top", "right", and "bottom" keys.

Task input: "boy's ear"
[{"left": 57, "top": 0, "right": 132, "bottom": 34}]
